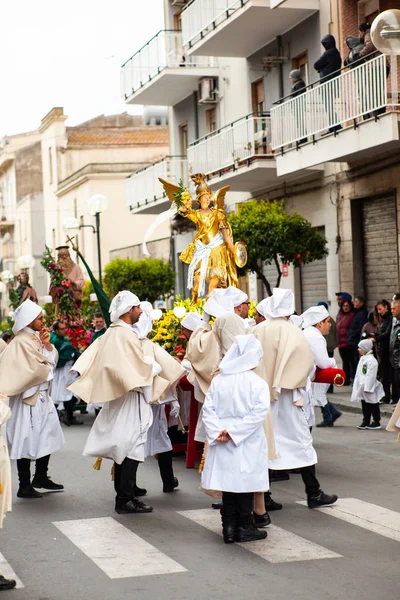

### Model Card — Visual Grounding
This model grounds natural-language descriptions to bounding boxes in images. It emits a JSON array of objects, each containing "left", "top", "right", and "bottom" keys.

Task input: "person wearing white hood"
[
  {"left": 352, "top": 339, "right": 383, "bottom": 430},
  {"left": 255, "top": 289, "right": 338, "bottom": 509},
  {"left": 0, "top": 300, "right": 65, "bottom": 498},
  {"left": 70, "top": 291, "right": 163, "bottom": 515},
  {"left": 133, "top": 308, "right": 185, "bottom": 493},
  {"left": 301, "top": 305, "right": 342, "bottom": 428},
  {"left": 202, "top": 335, "right": 270, "bottom": 544}
]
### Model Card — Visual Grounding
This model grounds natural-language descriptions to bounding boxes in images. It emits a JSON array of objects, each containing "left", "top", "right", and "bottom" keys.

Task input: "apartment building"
[
  {"left": 121, "top": 0, "right": 400, "bottom": 309},
  {"left": 0, "top": 108, "right": 169, "bottom": 310}
]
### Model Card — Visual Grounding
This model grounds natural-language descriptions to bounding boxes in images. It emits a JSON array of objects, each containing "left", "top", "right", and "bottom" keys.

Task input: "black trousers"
[
  {"left": 63, "top": 397, "right": 77, "bottom": 419},
  {"left": 361, "top": 400, "right": 381, "bottom": 424},
  {"left": 222, "top": 492, "right": 253, "bottom": 529},
  {"left": 300, "top": 465, "right": 320, "bottom": 497},
  {"left": 157, "top": 450, "right": 175, "bottom": 488},
  {"left": 17, "top": 455, "right": 50, "bottom": 486},
  {"left": 392, "top": 368, "right": 400, "bottom": 404},
  {"left": 113, "top": 458, "right": 139, "bottom": 503},
  {"left": 379, "top": 351, "right": 392, "bottom": 401}
]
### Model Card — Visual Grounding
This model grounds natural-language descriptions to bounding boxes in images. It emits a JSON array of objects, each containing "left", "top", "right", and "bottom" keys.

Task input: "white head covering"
[
  {"left": 265, "top": 288, "right": 295, "bottom": 319},
  {"left": 219, "top": 334, "right": 263, "bottom": 375},
  {"left": 301, "top": 305, "right": 330, "bottom": 328},
  {"left": 359, "top": 339, "right": 373, "bottom": 353},
  {"left": 224, "top": 286, "right": 248, "bottom": 308},
  {"left": 132, "top": 311, "right": 153, "bottom": 339},
  {"left": 109, "top": 290, "right": 140, "bottom": 323},
  {"left": 203, "top": 288, "right": 235, "bottom": 318},
  {"left": 12, "top": 299, "right": 42, "bottom": 335},
  {"left": 181, "top": 311, "right": 204, "bottom": 332},
  {"left": 256, "top": 298, "right": 270, "bottom": 319},
  {"left": 140, "top": 301, "right": 153, "bottom": 314},
  {"left": 289, "top": 314, "right": 304, "bottom": 328}
]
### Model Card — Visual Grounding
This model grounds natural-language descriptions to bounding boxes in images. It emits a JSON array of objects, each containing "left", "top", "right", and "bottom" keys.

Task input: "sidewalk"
[{"left": 327, "top": 388, "right": 395, "bottom": 418}]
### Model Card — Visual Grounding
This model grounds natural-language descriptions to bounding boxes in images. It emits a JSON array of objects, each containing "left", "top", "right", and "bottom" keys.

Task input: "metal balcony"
[
  {"left": 271, "top": 54, "right": 400, "bottom": 176},
  {"left": 181, "top": 0, "right": 319, "bottom": 58},
  {"left": 121, "top": 30, "right": 218, "bottom": 106},
  {"left": 126, "top": 156, "right": 190, "bottom": 214}
]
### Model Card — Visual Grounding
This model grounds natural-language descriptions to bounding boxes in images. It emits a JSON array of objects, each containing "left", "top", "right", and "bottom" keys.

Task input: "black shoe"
[
  {"left": 357, "top": 422, "right": 369, "bottom": 430},
  {"left": 222, "top": 524, "right": 236, "bottom": 544},
  {"left": 307, "top": 491, "right": 338, "bottom": 509},
  {"left": 0, "top": 575, "right": 16, "bottom": 590},
  {"left": 212, "top": 502, "right": 223, "bottom": 510},
  {"left": 253, "top": 512, "right": 271, "bottom": 528},
  {"left": 269, "top": 470, "right": 290, "bottom": 482},
  {"left": 17, "top": 484, "right": 43, "bottom": 498},
  {"left": 67, "top": 416, "right": 83, "bottom": 425},
  {"left": 332, "top": 412, "right": 342, "bottom": 423},
  {"left": 133, "top": 485, "right": 147, "bottom": 497},
  {"left": 366, "top": 422, "right": 382, "bottom": 430},
  {"left": 264, "top": 493, "right": 283, "bottom": 511},
  {"left": 32, "top": 477, "right": 64, "bottom": 491},
  {"left": 115, "top": 499, "right": 153, "bottom": 514},
  {"left": 59, "top": 410, "right": 70, "bottom": 426},
  {"left": 163, "top": 477, "right": 179, "bottom": 493},
  {"left": 316, "top": 421, "right": 333, "bottom": 428},
  {"left": 390, "top": 400, "right": 398, "bottom": 405},
  {"left": 235, "top": 525, "right": 267, "bottom": 543}
]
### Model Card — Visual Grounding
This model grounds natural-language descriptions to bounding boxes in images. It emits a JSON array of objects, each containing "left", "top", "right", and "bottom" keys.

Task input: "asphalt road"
[{"left": 0, "top": 410, "right": 399, "bottom": 600}]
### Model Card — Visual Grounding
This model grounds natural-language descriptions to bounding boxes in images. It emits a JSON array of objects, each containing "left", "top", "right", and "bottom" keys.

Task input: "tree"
[
  {"left": 228, "top": 200, "right": 328, "bottom": 296},
  {"left": 103, "top": 257, "right": 175, "bottom": 303}
]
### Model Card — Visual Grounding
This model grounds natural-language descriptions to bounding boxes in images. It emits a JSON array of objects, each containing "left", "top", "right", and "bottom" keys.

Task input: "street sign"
[{"left": 282, "top": 263, "right": 289, "bottom": 277}]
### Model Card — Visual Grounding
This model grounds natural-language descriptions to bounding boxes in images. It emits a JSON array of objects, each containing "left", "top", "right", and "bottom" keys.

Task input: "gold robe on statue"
[{"left": 0, "top": 331, "right": 52, "bottom": 406}]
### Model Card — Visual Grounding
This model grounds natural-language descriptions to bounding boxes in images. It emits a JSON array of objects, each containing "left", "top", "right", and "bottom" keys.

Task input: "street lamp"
[{"left": 63, "top": 194, "right": 108, "bottom": 285}]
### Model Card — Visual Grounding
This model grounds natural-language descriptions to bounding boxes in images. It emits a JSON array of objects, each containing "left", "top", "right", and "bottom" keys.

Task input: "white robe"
[
  {"left": 144, "top": 404, "right": 172, "bottom": 457},
  {"left": 6, "top": 335, "right": 65, "bottom": 460},
  {"left": 351, "top": 352, "right": 384, "bottom": 404},
  {"left": 201, "top": 370, "right": 270, "bottom": 493},
  {"left": 0, "top": 397, "right": 12, "bottom": 528},
  {"left": 50, "top": 360, "right": 77, "bottom": 405},
  {"left": 303, "top": 326, "right": 336, "bottom": 409},
  {"left": 269, "top": 389, "right": 318, "bottom": 470}
]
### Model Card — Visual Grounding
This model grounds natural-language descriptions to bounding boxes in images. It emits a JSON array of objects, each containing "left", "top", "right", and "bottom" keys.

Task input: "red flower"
[
  {"left": 49, "top": 263, "right": 55, "bottom": 269},
  {"left": 178, "top": 333, "right": 186, "bottom": 339}
]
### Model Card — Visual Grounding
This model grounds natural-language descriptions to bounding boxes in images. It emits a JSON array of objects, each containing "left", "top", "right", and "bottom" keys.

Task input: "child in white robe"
[
  {"left": 202, "top": 335, "right": 270, "bottom": 544},
  {"left": 351, "top": 339, "right": 383, "bottom": 430}
]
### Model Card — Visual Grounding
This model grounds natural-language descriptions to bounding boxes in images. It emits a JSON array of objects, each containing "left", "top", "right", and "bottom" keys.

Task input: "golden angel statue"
[{"left": 159, "top": 173, "right": 246, "bottom": 303}]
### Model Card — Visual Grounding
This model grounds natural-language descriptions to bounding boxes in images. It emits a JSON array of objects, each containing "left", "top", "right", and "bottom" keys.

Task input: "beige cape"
[
  {"left": 186, "top": 324, "right": 220, "bottom": 396},
  {"left": 386, "top": 402, "right": 400, "bottom": 443},
  {"left": 68, "top": 323, "right": 154, "bottom": 404},
  {"left": 213, "top": 313, "right": 246, "bottom": 356},
  {"left": 0, "top": 331, "right": 51, "bottom": 406},
  {"left": 140, "top": 338, "right": 186, "bottom": 403}
]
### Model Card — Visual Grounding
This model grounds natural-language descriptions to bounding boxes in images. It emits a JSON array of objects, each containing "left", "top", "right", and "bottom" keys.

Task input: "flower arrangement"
[
  {"left": 40, "top": 246, "right": 76, "bottom": 316},
  {"left": 172, "top": 180, "right": 191, "bottom": 210}
]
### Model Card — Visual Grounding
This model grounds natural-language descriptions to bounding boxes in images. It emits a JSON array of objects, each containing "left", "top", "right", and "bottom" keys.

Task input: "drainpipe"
[
  {"left": 193, "top": 90, "right": 199, "bottom": 141},
  {"left": 277, "top": 35, "right": 284, "bottom": 99}
]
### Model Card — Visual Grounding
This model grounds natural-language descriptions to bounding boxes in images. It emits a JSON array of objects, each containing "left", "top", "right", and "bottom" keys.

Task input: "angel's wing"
[
  {"left": 214, "top": 185, "right": 231, "bottom": 211},
  {"left": 158, "top": 178, "right": 181, "bottom": 203}
]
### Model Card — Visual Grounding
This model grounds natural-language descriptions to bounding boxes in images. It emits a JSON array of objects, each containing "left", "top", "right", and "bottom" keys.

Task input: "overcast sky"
[{"left": 0, "top": 0, "right": 164, "bottom": 137}]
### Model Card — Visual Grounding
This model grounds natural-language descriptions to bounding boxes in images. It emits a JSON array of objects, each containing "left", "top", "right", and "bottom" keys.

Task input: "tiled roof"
[{"left": 66, "top": 126, "right": 168, "bottom": 146}]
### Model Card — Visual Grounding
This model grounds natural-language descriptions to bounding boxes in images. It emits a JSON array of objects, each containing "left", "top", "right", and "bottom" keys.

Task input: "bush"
[{"left": 103, "top": 258, "right": 175, "bottom": 303}]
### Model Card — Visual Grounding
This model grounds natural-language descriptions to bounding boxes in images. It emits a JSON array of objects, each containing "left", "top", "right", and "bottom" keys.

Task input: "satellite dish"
[{"left": 371, "top": 9, "right": 400, "bottom": 55}]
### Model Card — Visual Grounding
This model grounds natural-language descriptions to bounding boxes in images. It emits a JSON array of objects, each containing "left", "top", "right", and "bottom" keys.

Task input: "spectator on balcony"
[
  {"left": 344, "top": 36, "right": 365, "bottom": 68},
  {"left": 359, "top": 23, "right": 376, "bottom": 60},
  {"left": 289, "top": 69, "right": 306, "bottom": 96},
  {"left": 314, "top": 34, "right": 342, "bottom": 83}
]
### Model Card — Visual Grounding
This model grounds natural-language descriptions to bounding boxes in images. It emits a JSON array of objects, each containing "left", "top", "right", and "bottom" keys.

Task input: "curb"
[{"left": 327, "top": 397, "right": 395, "bottom": 419}]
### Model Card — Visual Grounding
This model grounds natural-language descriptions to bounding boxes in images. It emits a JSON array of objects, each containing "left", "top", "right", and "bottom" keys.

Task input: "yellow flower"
[
  {"left": 181, "top": 191, "right": 191, "bottom": 202},
  {"left": 165, "top": 343, "right": 172, "bottom": 349}
]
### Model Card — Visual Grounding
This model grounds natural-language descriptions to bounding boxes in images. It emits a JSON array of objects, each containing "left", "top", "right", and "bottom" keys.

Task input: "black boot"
[
  {"left": 253, "top": 512, "right": 271, "bottom": 528},
  {"left": 221, "top": 492, "right": 237, "bottom": 544},
  {"left": 158, "top": 451, "right": 178, "bottom": 493},
  {"left": 236, "top": 492, "right": 266, "bottom": 542},
  {"left": 0, "top": 575, "right": 16, "bottom": 590},
  {"left": 222, "top": 523, "right": 236, "bottom": 544},
  {"left": 264, "top": 492, "right": 283, "bottom": 511},
  {"left": 17, "top": 484, "right": 42, "bottom": 499},
  {"left": 32, "top": 455, "right": 64, "bottom": 491},
  {"left": 133, "top": 485, "right": 147, "bottom": 497},
  {"left": 236, "top": 525, "right": 267, "bottom": 543},
  {"left": 307, "top": 490, "right": 338, "bottom": 509},
  {"left": 115, "top": 499, "right": 154, "bottom": 514},
  {"left": 16, "top": 458, "right": 42, "bottom": 498}
]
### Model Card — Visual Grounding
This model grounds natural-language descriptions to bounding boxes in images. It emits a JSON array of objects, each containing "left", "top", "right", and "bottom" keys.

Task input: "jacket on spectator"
[
  {"left": 314, "top": 34, "right": 342, "bottom": 82},
  {"left": 359, "top": 30, "right": 376, "bottom": 59},
  {"left": 389, "top": 318, "right": 400, "bottom": 369},
  {"left": 375, "top": 311, "right": 392, "bottom": 354},
  {"left": 291, "top": 78, "right": 306, "bottom": 97},
  {"left": 347, "top": 307, "right": 368, "bottom": 346},
  {"left": 344, "top": 36, "right": 365, "bottom": 68},
  {"left": 336, "top": 311, "right": 355, "bottom": 348}
]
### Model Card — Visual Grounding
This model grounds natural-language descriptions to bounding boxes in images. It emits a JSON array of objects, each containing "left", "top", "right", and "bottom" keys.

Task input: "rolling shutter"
[{"left": 301, "top": 226, "right": 328, "bottom": 310}]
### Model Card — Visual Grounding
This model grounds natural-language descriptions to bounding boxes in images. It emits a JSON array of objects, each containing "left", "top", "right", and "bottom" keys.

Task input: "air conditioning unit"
[{"left": 198, "top": 77, "right": 218, "bottom": 104}]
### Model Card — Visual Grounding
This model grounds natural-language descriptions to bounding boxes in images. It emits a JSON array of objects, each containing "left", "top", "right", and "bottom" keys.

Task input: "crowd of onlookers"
[{"left": 330, "top": 292, "right": 399, "bottom": 406}]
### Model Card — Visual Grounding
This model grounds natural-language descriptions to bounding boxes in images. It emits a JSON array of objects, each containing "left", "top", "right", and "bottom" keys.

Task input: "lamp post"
[{"left": 63, "top": 194, "right": 108, "bottom": 285}]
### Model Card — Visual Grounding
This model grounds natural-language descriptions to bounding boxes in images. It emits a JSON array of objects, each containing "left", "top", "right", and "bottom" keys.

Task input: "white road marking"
[
  {"left": 297, "top": 498, "right": 400, "bottom": 543},
  {"left": 53, "top": 517, "right": 186, "bottom": 579},
  {"left": 0, "top": 553, "right": 24, "bottom": 588},
  {"left": 178, "top": 509, "right": 341, "bottom": 563}
]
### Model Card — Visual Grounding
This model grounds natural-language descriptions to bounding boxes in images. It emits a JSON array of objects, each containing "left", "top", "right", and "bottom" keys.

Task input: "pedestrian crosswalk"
[
  {"left": 178, "top": 509, "right": 342, "bottom": 563},
  {"left": 1, "top": 498, "right": 399, "bottom": 585},
  {"left": 297, "top": 498, "right": 400, "bottom": 543}
]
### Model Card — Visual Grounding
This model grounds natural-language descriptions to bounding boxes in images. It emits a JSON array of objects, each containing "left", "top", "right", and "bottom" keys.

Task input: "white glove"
[
  {"left": 170, "top": 400, "right": 180, "bottom": 418},
  {"left": 181, "top": 359, "right": 192, "bottom": 372},
  {"left": 202, "top": 311, "right": 210, "bottom": 323}
]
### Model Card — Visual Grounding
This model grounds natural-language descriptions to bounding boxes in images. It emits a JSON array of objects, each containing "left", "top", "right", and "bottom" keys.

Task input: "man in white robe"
[
  {"left": 70, "top": 291, "right": 168, "bottom": 514},
  {"left": 0, "top": 393, "right": 16, "bottom": 590},
  {"left": 202, "top": 335, "right": 269, "bottom": 544},
  {"left": 255, "top": 289, "right": 338, "bottom": 509},
  {"left": 302, "top": 305, "right": 340, "bottom": 428},
  {"left": 0, "top": 300, "right": 65, "bottom": 498}
]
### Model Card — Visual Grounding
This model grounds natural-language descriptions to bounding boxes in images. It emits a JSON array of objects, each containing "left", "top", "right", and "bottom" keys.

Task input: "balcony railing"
[
  {"left": 121, "top": 30, "right": 217, "bottom": 99},
  {"left": 271, "top": 54, "right": 400, "bottom": 150},
  {"left": 126, "top": 156, "right": 189, "bottom": 211},
  {"left": 182, "top": 0, "right": 247, "bottom": 48},
  {"left": 187, "top": 114, "right": 273, "bottom": 176}
]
